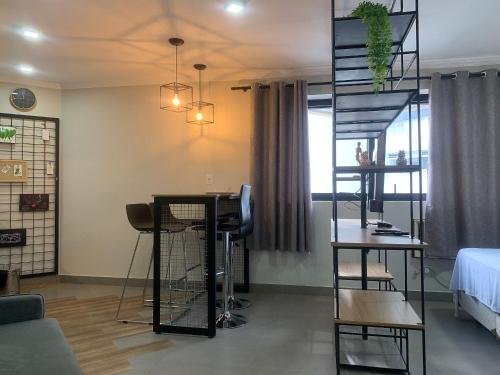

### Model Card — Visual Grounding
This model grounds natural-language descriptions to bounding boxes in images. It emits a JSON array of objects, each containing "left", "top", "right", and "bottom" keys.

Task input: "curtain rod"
[
  {"left": 230, "top": 71, "right": 499, "bottom": 92},
  {"left": 231, "top": 77, "right": 431, "bottom": 92}
]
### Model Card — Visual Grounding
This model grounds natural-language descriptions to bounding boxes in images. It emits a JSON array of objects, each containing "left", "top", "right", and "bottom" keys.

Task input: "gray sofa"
[{"left": 0, "top": 294, "right": 82, "bottom": 375}]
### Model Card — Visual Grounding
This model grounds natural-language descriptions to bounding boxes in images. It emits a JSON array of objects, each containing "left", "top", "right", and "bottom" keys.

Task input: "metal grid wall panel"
[
  {"left": 153, "top": 196, "right": 216, "bottom": 337},
  {"left": 0, "top": 114, "right": 59, "bottom": 277}
]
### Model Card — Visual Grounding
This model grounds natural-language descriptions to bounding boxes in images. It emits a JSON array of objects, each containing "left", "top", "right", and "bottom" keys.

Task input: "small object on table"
[
  {"left": 377, "top": 221, "right": 393, "bottom": 228},
  {"left": 372, "top": 230, "right": 410, "bottom": 236}
]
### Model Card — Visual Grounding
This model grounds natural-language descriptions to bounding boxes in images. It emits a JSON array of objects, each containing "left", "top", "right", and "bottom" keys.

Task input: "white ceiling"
[{"left": 1, "top": 0, "right": 499, "bottom": 89}]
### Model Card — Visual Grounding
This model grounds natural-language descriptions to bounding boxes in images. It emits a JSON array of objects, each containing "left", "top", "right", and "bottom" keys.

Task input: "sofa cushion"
[
  {"left": 0, "top": 318, "right": 82, "bottom": 375},
  {"left": 0, "top": 295, "right": 44, "bottom": 325}
]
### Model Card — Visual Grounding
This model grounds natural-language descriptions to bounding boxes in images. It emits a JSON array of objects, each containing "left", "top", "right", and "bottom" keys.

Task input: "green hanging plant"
[{"left": 351, "top": 1, "right": 392, "bottom": 92}]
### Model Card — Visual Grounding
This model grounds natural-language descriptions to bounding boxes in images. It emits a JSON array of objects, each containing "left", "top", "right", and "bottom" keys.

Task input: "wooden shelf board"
[
  {"left": 335, "top": 289, "right": 424, "bottom": 330},
  {"left": 339, "top": 334, "right": 407, "bottom": 371},
  {"left": 338, "top": 262, "right": 394, "bottom": 281},
  {"left": 336, "top": 165, "right": 420, "bottom": 174},
  {"left": 331, "top": 219, "right": 427, "bottom": 250}
]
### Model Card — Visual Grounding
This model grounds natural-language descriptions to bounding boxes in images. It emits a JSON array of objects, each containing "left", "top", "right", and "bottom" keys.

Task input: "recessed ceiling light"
[
  {"left": 18, "top": 64, "right": 34, "bottom": 74},
  {"left": 225, "top": 0, "right": 246, "bottom": 14},
  {"left": 21, "top": 28, "right": 41, "bottom": 41}
]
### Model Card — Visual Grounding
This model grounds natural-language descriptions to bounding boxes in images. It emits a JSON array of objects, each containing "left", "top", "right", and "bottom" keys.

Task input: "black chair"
[
  {"left": 116, "top": 203, "right": 194, "bottom": 324},
  {"left": 216, "top": 184, "right": 253, "bottom": 328},
  {"left": 115, "top": 204, "right": 154, "bottom": 323}
]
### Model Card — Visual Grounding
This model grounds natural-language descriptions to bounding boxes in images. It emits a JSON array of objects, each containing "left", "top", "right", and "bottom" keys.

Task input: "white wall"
[
  {"left": 251, "top": 201, "right": 454, "bottom": 292},
  {"left": 60, "top": 82, "right": 251, "bottom": 278},
  {"left": 0, "top": 82, "right": 61, "bottom": 118}
]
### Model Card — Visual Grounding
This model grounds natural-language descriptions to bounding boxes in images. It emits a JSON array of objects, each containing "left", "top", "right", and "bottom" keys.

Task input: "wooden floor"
[{"left": 45, "top": 295, "right": 173, "bottom": 375}]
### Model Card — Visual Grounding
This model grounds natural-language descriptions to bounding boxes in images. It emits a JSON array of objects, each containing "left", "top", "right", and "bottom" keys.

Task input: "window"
[
  {"left": 384, "top": 104, "right": 429, "bottom": 194},
  {"left": 308, "top": 109, "right": 332, "bottom": 194},
  {"left": 308, "top": 103, "right": 430, "bottom": 199}
]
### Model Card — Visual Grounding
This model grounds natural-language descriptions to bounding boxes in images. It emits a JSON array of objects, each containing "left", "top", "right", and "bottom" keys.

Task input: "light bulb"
[
  {"left": 172, "top": 93, "right": 181, "bottom": 107},
  {"left": 225, "top": 1, "right": 246, "bottom": 14},
  {"left": 22, "top": 29, "right": 41, "bottom": 41},
  {"left": 18, "top": 64, "right": 34, "bottom": 74},
  {"left": 196, "top": 112, "right": 204, "bottom": 121}
]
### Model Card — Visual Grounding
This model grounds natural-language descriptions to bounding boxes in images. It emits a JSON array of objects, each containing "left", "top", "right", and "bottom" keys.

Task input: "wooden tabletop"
[
  {"left": 331, "top": 219, "right": 427, "bottom": 250},
  {"left": 335, "top": 289, "right": 424, "bottom": 330},
  {"left": 152, "top": 193, "right": 238, "bottom": 199},
  {"left": 338, "top": 262, "right": 394, "bottom": 281}
]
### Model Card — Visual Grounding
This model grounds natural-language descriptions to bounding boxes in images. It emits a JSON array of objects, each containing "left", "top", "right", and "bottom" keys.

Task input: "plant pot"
[{"left": 0, "top": 269, "right": 20, "bottom": 295}]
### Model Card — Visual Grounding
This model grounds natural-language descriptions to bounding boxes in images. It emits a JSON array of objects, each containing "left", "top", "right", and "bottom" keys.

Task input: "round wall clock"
[{"left": 9, "top": 88, "right": 36, "bottom": 111}]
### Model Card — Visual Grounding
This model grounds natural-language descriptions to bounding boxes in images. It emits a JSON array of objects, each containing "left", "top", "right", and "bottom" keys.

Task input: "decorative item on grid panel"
[
  {"left": 0, "top": 160, "right": 28, "bottom": 183},
  {"left": 0, "top": 126, "right": 17, "bottom": 144},
  {"left": 19, "top": 194, "right": 49, "bottom": 212},
  {"left": 46, "top": 161, "right": 54, "bottom": 175},
  {"left": 0, "top": 229, "right": 27, "bottom": 248},
  {"left": 41, "top": 129, "right": 50, "bottom": 141}
]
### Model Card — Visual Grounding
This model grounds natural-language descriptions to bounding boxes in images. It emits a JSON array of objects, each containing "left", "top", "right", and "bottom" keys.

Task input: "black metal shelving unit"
[{"left": 331, "top": 0, "right": 426, "bottom": 374}]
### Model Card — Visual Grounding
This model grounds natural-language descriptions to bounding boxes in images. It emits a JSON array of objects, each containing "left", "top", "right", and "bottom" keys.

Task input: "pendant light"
[
  {"left": 160, "top": 38, "right": 193, "bottom": 112},
  {"left": 186, "top": 64, "right": 214, "bottom": 125}
]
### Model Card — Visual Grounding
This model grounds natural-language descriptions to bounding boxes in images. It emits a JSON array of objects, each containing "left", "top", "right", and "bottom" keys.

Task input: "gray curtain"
[
  {"left": 426, "top": 70, "right": 500, "bottom": 257},
  {"left": 250, "top": 81, "right": 312, "bottom": 252}
]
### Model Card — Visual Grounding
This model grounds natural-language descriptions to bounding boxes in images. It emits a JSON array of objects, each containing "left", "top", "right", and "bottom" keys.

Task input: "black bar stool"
[
  {"left": 115, "top": 203, "right": 154, "bottom": 323},
  {"left": 116, "top": 203, "right": 196, "bottom": 323},
  {"left": 216, "top": 184, "right": 253, "bottom": 328}
]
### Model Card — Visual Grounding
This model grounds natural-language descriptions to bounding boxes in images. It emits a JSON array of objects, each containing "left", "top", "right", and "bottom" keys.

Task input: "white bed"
[{"left": 450, "top": 248, "right": 500, "bottom": 338}]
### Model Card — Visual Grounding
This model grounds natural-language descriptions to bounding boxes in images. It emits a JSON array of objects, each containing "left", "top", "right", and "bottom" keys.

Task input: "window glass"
[
  {"left": 308, "top": 103, "right": 430, "bottom": 195},
  {"left": 384, "top": 104, "right": 429, "bottom": 194}
]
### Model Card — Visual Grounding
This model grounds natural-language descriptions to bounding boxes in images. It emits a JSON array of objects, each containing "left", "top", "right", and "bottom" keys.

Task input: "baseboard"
[
  {"left": 250, "top": 283, "right": 453, "bottom": 301},
  {"left": 56, "top": 275, "right": 453, "bottom": 302},
  {"left": 59, "top": 275, "right": 144, "bottom": 287},
  {"left": 408, "top": 290, "right": 453, "bottom": 302},
  {"left": 250, "top": 283, "right": 333, "bottom": 296}
]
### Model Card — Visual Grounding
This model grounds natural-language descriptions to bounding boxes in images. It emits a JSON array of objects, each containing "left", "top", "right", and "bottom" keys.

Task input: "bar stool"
[
  {"left": 153, "top": 203, "right": 200, "bottom": 307},
  {"left": 115, "top": 203, "right": 192, "bottom": 323},
  {"left": 216, "top": 184, "right": 253, "bottom": 328},
  {"left": 115, "top": 203, "right": 154, "bottom": 323}
]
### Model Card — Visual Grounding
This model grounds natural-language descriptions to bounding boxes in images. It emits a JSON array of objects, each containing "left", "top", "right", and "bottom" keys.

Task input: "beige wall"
[
  {"left": 60, "top": 82, "right": 251, "bottom": 277},
  {"left": 0, "top": 83, "right": 61, "bottom": 118}
]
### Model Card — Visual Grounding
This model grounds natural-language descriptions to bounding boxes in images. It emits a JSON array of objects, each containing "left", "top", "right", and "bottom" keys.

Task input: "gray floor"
[{"left": 30, "top": 281, "right": 500, "bottom": 375}]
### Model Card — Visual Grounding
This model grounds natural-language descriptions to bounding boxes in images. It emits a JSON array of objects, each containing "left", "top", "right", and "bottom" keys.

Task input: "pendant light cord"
[
  {"left": 199, "top": 69, "right": 202, "bottom": 103},
  {"left": 175, "top": 45, "right": 178, "bottom": 84}
]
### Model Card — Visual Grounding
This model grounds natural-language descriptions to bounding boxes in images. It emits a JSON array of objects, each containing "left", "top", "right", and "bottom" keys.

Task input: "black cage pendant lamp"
[
  {"left": 160, "top": 38, "right": 193, "bottom": 112},
  {"left": 187, "top": 64, "right": 214, "bottom": 125}
]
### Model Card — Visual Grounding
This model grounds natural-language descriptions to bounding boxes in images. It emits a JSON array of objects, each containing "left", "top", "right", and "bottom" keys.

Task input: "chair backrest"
[
  {"left": 126, "top": 203, "right": 154, "bottom": 232},
  {"left": 239, "top": 184, "right": 253, "bottom": 238}
]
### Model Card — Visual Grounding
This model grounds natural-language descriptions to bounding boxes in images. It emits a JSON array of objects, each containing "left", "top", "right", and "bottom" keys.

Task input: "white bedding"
[{"left": 450, "top": 248, "right": 500, "bottom": 313}]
